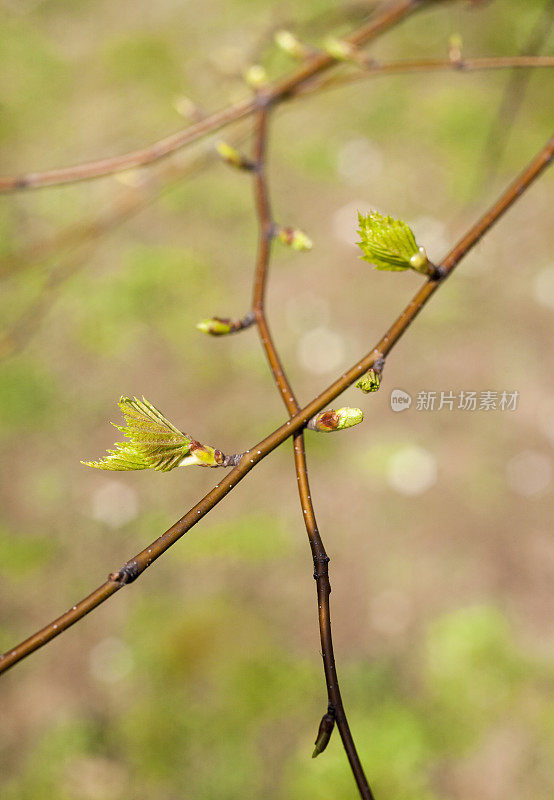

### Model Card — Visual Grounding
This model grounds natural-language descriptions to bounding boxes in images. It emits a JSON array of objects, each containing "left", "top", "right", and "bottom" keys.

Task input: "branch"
[
  {"left": 0, "top": 1, "right": 429, "bottom": 192},
  {"left": 299, "top": 54, "right": 554, "bottom": 96},
  {"left": 249, "top": 103, "right": 373, "bottom": 796},
  {"left": 2, "top": 132, "right": 551, "bottom": 677}
]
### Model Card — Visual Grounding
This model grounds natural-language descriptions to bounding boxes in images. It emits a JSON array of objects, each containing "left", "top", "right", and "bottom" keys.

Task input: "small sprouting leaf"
[
  {"left": 81, "top": 396, "right": 222, "bottom": 472},
  {"left": 357, "top": 211, "right": 430, "bottom": 274}
]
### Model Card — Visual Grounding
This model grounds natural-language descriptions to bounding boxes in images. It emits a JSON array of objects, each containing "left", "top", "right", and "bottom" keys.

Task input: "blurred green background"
[{"left": 1, "top": 1, "right": 553, "bottom": 798}]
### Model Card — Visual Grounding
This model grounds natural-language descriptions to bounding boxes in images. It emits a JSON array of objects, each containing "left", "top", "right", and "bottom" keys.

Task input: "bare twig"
[
  {"left": 249, "top": 103, "right": 373, "bottom": 797},
  {"left": 299, "top": 53, "right": 554, "bottom": 95},
  {"left": 2, "top": 133, "right": 551, "bottom": 680}
]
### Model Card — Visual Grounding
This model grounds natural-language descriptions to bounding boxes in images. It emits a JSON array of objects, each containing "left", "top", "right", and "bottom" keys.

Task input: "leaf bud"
[
  {"left": 277, "top": 226, "right": 313, "bottom": 251},
  {"left": 274, "top": 30, "right": 308, "bottom": 59},
  {"left": 215, "top": 141, "right": 253, "bottom": 171},
  {"left": 312, "top": 710, "right": 335, "bottom": 758},
  {"left": 322, "top": 36, "right": 357, "bottom": 61},
  {"left": 356, "top": 368, "right": 381, "bottom": 394},
  {"left": 308, "top": 407, "right": 363, "bottom": 432},
  {"left": 244, "top": 64, "right": 268, "bottom": 89}
]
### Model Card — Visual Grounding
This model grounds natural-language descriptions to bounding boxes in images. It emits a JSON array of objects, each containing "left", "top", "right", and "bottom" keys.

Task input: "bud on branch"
[
  {"left": 312, "top": 708, "right": 335, "bottom": 758},
  {"left": 81, "top": 396, "right": 232, "bottom": 471},
  {"left": 356, "top": 367, "right": 381, "bottom": 394},
  {"left": 196, "top": 312, "right": 255, "bottom": 336},
  {"left": 244, "top": 64, "right": 268, "bottom": 90},
  {"left": 308, "top": 407, "right": 363, "bottom": 432},
  {"left": 274, "top": 30, "right": 311, "bottom": 60},
  {"left": 276, "top": 226, "right": 313, "bottom": 251},
  {"left": 215, "top": 141, "right": 255, "bottom": 171},
  {"left": 322, "top": 36, "right": 358, "bottom": 62},
  {"left": 357, "top": 211, "right": 433, "bottom": 275}
]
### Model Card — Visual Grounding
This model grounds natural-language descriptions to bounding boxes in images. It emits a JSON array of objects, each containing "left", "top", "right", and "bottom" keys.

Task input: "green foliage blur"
[{"left": 1, "top": 1, "right": 553, "bottom": 798}]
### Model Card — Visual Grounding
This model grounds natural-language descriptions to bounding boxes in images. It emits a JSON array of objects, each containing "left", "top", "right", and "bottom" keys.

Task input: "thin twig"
[
  {"left": 2, "top": 133, "right": 551, "bottom": 678},
  {"left": 249, "top": 103, "right": 373, "bottom": 797},
  {"left": 1, "top": 6, "right": 553, "bottom": 193},
  {"left": 298, "top": 54, "right": 554, "bottom": 96}
]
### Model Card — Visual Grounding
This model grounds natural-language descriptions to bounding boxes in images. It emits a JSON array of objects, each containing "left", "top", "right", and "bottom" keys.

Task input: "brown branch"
[
  {"left": 249, "top": 102, "right": 373, "bottom": 797},
  {"left": 1, "top": 4, "right": 552, "bottom": 194},
  {"left": 2, "top": 133, "right": 551, "bottom": 680},
  {"left": 0, "top": 0, "right": 428, "bottom": 192},
  {"left": 0, "top": 98, "right": 255, "bottom": 192},
  {"left": 252, "top": 104, "right": 373, "bottom": 800},
  {"left": 299, "top": 54, "right": 554, "bottom": 96}
]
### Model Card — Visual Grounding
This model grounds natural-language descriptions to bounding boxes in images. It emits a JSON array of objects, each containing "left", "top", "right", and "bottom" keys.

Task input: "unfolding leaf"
[{"left": 82, "top": 396, "right": 195, "bottom": 472}]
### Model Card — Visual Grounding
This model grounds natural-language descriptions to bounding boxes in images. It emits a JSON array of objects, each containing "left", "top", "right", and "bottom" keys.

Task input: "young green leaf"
[
  {"left": 82, "top": 396, "right": 222, "bottom": 472},
  {"left": 357, "top": 211, "right": 430, "bottom": 274}
]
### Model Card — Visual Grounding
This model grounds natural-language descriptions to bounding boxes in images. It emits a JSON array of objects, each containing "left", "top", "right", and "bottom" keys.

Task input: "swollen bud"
[
  {"left": 322, "top": 36, "right": 357, "bottom": 61},
  {"left": 356, "top": 368, "right": 381, "bottom": 394},
  {"left": 196, "top": 312, "right": 255, "bottom": 336},
  {"left": 312, "top": 710, "right": 335, "bottom": 758},
  {"left": 277, "top": 226, "right": 313, "bottom": 251},
  {"left": 196, "top": 317, "right": 233, "bottom": 336},
  {"left": 308, "top": 407, "right": 363, "bottom": 432},
  {"left": 244, "top": 64, "right": 268, "bottom": 90},
  {"left": 215, "top": 141, "right": 253, "bottom": 171},
  {"left": 179, "top": 444, "right": 224, "bottom": 468},
  {"left": 274, "top": 30, "right": 308, "bottom": 59},
  {"left": 357, "top": 211, "right": 432, "bottom": 275}
]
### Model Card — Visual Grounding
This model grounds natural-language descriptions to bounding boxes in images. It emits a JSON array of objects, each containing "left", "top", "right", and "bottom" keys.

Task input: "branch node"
[
  {"left": 221, "top": 452, "right": 245, "bottom": 467},
  {"left": 430, "top": 263, "right": 448, "bottom": 280},
  {"left": 109, "top": 560, "right": 140, "bottom": 585},
  {"left": 313, "top": 553, "right": 330, "bottom": 581}
]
